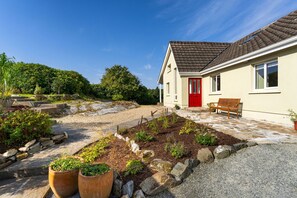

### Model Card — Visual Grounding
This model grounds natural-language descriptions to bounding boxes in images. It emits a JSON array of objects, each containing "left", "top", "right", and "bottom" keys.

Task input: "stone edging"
[{"left": 114, "top": 132, "right": 257, "bottom": 197}]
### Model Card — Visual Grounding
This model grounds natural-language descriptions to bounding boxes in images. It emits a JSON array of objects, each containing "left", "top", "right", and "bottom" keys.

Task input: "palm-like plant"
[{"left": 0, "top": 53, "right": 14, "bottom": 98}]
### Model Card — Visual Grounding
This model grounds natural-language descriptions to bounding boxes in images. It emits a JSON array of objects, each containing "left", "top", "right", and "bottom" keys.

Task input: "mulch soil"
[{"left": 79, "top": 114, "right": 243, "bottom": 189}]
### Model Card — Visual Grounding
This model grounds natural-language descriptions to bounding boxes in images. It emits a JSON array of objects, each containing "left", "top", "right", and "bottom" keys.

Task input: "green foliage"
[
  {"left": 147, "top": 119, "right": 160, "bottom": 134},
  {"left": 195, "top": 132, "right": 217, "bottom": 146},
  {"left": 81, "top": 163, "right": 110, "bottom": 176},
  {"left": 118, "top": 127, "right": 128, "bottom": 135},
  {"left": 50, "top": 156, "right": 82, "bottom": 171},
  {"left": 112, "top": 94, "right": 124, "bottom": 101},
  {"left": 162, "top": 116, "right": 170, "bottom": 129},
  {"left": 79, "top": 137, "right": 110, "bottom": 163},
  {"left": 288, "top": 109, "right": 297, "bottom": 122},
  {"left": 0, "top": 110, "right": 52, "bottom": 146},
  {"left": 34, "top": 84, "right": 43, "bottom": 95},
  {"left": 91, "top": 84, "right": 108, "bottom": 99},
  {"left": 0, "top": 53, "right": 15, "bottom": 98},
  {"left": 164, "top": 142, "right": 186, "bottom": 159},
  {"left": 179, "top": 120, "right": 197, "bottom": 135},
  {"left": 175, "top": 104, "right": 180, "bottom": 110},
  {"left": 125, "top": 160, "right": 144, "bottom": 176},
  {"left": 135, "top": 130, "right": 154, "bottom": 142},
  {"left": 171, "top": 113, "right": 178, "bottom": 124}
]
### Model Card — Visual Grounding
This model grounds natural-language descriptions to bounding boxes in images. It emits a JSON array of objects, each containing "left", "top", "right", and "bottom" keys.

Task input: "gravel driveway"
[{"left": 153, "top": 144, "right": 297, "bottom": 198}]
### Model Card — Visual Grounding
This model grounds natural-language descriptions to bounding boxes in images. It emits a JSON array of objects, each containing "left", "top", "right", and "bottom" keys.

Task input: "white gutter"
[
  {"left": 200, "top": 35, "right": 297, "bottom": 75},
  {"left": 179, "top": 72, "right": 202, "bottom": 77}
]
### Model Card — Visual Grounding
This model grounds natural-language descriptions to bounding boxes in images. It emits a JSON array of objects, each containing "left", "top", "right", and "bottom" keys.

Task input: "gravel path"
[{"left": 153, "top": 144, "right": 297, "bottom": 198}]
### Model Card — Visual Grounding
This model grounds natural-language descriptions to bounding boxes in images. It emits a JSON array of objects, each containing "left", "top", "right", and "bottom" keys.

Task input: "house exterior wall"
[
  {"left": 202, "top": 46, "right": 297, "bottom": 126},
  {"left": 162, "top": 51, "right": 183, "bottom": 108}
]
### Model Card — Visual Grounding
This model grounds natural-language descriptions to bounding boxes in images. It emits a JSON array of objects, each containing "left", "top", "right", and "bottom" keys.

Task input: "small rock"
[
  {"left": 140, "top": 172, "right": 177, "bottom": 196},
  {"left": 0, "top": 154, "right": 5, "bottom": 164},
  {"left": 233, "top": 142, "right": 248, "bottom": 151},
  {"left": 113, "top": 170, "right": 121, "bottom": 180},
  {"left": 133, "top": 189, "right": 145, "bottom": 198},
  {"left": 213, "top": 145, "right": 232, "bottom": 159},
  {"left": 41, "top": 140, "right": 55, "bottom": 148},
  {"left": 24, "top": 139, "right": 36, "bottom": 148},
  {"left": 63, "top": 131, "right": 69, "bottom": 139},
  {"left": 184, "top": 158, "right": 199, "bottom": 169},
  {"left": 2, "top": 149, "right": 18, "bottom": 158},
  {"left": 131, "top": 143, "right": 140, "bottom": 153},
  {"left": 149, "top": 159, "right": 173, "bottom": 173},
  {"left": 16, "top": 152, "right": 28, "bottom": 160},
  {"left": 112, "top": 179, "right": 123, "bottom": 198},
  {"left": 247, "top": 141, "right": 258, "bottom": 147},
  {"left": 8, "top": 156, "right": 17, "bottom": 162},
  {"left": 19, "top": 147, "right": 29, "bottom": 152},
  {"left": 28, "top": 143, "right": 41, "bottom": 154},
  {"left": 122, "top": 180, "right": 134, "bottom": 198},
  {"left": 121, "top": 195, "right": 129, "bottom": 198},
  {"left": 197, "top": 148, "right": 214, "bottom": 163},
  {"left": 52, "top": 134, "right": 65, "bottom": 144},
  {"left": 170, "top": 162, "right": 192, "bottom": 181},
  {"left": 141, "top": 150, "right": 155, "bottom": 163},
  {"left": 125, "top": 137, "right": 130, "bottom": 142},
  {"left": 0, "top": 160, "right": 13, "bottom": 170},
  {"left": 39, "top": 137, "right": 51, "bottom": 142}
]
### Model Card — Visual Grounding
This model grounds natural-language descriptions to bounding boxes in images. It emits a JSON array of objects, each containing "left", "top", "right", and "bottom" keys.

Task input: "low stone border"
[
  {"left": 0, "top": 132, "right": 68, "bottom": 172},
  {"left": 113, "top": 132, "right": 257, "bottom": 198}
]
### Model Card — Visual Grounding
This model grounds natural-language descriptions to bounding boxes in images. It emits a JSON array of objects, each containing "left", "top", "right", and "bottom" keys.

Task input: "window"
[
  {"left": 174, "top": 68, "right": 177, "bottom": 95},
  {"left": 167, "top": 64, "right": 171, "bottom": 72},
  {"left": 166, "top": 82, "right": 170, "bottom": 95},
  {"left": 211, "top": 74, "right": 221, "bottom": 92},
  {"left": 255, "top": 60, "right": 278, "bottom": 89}
]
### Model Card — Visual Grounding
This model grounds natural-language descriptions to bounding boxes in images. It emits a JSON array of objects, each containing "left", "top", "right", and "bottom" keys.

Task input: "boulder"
[
  {"left": 52, "top": 134, "right": 65, "bottom": 144},
  {"left": 0, "top": 160, "right": 13, "bottom": 170},
  {"left": 28, "top": 143, "right": 41, "bottom": 154},
  {"left": 19, "top": 147, "right": 29, "bottom": 152},
  {"left": 121, "top": 195, "right": 129, "bottom": 198},
  {"left": 16, "top": 152, "right": 28, "bottom": 160},
  {"left": 149, "top": 159, "right": 173, "bottom": 173},
  {"left": 213, "top": 145, "right": 232, "bottom": 159},
  {"left": 122, "top": 180, "right": 134, "bottom": 198},
  {"left": 140, "top": 172, "right": 177, "bottom": 196},
  {"left": 247, "top": 141, "right": 258, "bottom": 147},
  {"left": 140, "top": 150, "right": 155, "bottom": 163},
  {"left": 0, "top": 154, "right": 5, "bottom": 164},
  {"left": 133, "top": 190, "right": 145, "bottom": 198},
  {"left": 112, "top": 179, "right": 123, "bottom": 198},
  {"left": 24, "top": 139, "right": 36, "bottom": 148},
  {"left": 170, "top": 162, "right": 192, "bottom": 181},
  {"left": 41, "top": 140, "right": 55, "bottom": 148},
  {"left": 184, "top": 158, "right": 199, "bottom": 169},
  {"left": 233, "top": 142, "right": 247, "bottom": 151},
  {"left": 2, "top": 149, "right": 18, "bottom": 158},
  {"left": 39, "top": 137, "right": 51, "bottom": 142},
  {"left": 197, "top": 148, "right": 214, "bottom": 163},
  {"left": 63, "top": 131, "right": 69, "bottom": 139}
]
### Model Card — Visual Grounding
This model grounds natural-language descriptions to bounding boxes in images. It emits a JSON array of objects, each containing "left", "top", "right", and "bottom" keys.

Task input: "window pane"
[
  {"left": 212, "top": 76, "right": 216, "bottom": 92},
  {"left": 267, "top": 62, "right": 278, "bottom": 87},
  {"left": 193, "top": 80, "right": 197, "bottom": 93},
  {"left": 255, "top": 64, "right": 264, "bottom": 89},
  {"left": 197, "top": 79, "right": 201, "bottom": 94},
  {"left": 217, "top": 75, "right": 221, "bottom": 91},
  {"left": 189, "top": 80, "right": 192, "bottom": 94}
]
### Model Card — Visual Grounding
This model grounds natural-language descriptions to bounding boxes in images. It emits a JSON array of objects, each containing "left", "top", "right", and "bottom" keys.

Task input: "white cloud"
[{"left": 144, "top": 64, "right": 152, "bottom": 70}]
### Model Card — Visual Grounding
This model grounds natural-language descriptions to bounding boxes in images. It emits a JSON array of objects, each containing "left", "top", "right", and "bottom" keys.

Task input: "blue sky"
[{"left": 0, "top": 0, "right": 297, "bottom": 88}]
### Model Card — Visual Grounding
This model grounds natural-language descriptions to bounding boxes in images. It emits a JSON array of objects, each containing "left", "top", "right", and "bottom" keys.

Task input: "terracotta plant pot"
[
  {"left": 48, "top": 167, "right": 79, "bottom": 198},
  {"left": 78, "top": 168, "right": 113, "bottom": 198},
  {"left": 294, "top": 121, "right": 297, "bottom": 131}
]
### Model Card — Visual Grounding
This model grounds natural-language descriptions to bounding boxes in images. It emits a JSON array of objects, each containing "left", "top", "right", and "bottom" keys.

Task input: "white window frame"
[
  {"left": 211, "top": 74, "right": 221, "bottom": 93},
  {"left": 253, "top": 60, "right": 278, "bottom": 91},
  {"left": 166, "top": 82, "right": 170, "bottom": 95},
  {"left": 167, "top": 64, "right": 171, "bottom": 73},
  {"left": 174, "top": 68, "right": 177, "bottom": 96}
]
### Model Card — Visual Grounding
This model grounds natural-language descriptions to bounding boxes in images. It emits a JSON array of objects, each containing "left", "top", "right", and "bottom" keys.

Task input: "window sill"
[
  {"left": 249, "top": 90, "right": 281, "bottom": 94},
  {"left": 209, "top": 92, "right": 221, "bottom": 96}
]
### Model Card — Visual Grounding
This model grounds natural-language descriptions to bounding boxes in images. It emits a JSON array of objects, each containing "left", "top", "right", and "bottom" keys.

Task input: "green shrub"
[
  {"left": 125, "top": 160, "right": 144, "bottom": 176},
  {"left": 135, "top": 130, "right": 154, "bottom": 142},
  {"left": 179, "top": 120, "right": 196, "bottom": 135},
  {"left": 171, "top": 113, "right": 178, "bottom": 124},
  {"left": 50, "top": 156, "right": 82, "bottom": 171},
  {"left": 195, "top": 132, "right": 217, "bottom": 146},
  {"left": 34, "top": 84, "right": 43, "bottom": 95},
  {"left": 112, "top": 94, "right": 124, "bottom": 101},
  {"left": 162, "top": 116, "right": 170, "bottom": 129},
  {"left": 164, "top": 142, "right": 186, "bottom": 159},
  {"left": 81, "top": 163, "right": 110, "bottom": 176},
  {"left": 118, "top": 127, "right": 128, "bottom": 135},
  {"left": 174, "top": 104, "right": 180, "bottom": 110},
  {"left": 79, "top": 137, "right": 110, "bottom": 163},
  {"left": 0, "top": 110, "right": 52, "bottom": 146},
  {"left": 147, "top": 119, "right": 160, "bottom": 134}
]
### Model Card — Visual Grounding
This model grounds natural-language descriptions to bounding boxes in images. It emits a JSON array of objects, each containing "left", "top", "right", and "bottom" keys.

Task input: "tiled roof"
[
  {"left": 170, "top": 41, "right": 230, "bottom": 72},
  {"left": 205, "top": 10, "right": 297, "bottom": 70}
]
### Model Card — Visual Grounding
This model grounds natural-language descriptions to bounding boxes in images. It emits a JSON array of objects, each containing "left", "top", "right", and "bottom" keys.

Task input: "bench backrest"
[{"left": 218, "top": 98, "right": 240, "bottom": 108}]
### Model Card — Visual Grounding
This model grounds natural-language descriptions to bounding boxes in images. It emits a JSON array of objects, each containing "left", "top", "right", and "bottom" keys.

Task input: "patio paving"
[{"left": 177, "top": 109, "right": 297, "bottom": 144}]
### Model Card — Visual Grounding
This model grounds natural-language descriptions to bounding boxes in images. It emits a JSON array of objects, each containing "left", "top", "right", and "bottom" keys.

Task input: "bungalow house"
[{"left": 158, "top": 10, "right": 297, "bottom": 126}]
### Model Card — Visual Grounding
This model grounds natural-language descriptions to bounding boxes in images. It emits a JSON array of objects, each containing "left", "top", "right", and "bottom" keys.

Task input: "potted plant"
[
  {"left": 49, "top": 156, "right": 83, "bottom": 198},
  {"left": 78, "top": 163, "right": 113, "bottom": 198},
  {"left": 288, "top": 109, "right": 297, "bottom": 130}
]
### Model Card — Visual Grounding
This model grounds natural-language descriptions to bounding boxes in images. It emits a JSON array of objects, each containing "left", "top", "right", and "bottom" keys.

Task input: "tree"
[
  {"left": 0, "top": 53, "right": 14, "bottom": 98},
  {"left": 100, "top": 65, "right": 141, "bottom": 100}
]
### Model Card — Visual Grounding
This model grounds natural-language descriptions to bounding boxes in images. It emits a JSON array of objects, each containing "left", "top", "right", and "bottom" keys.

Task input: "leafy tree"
[
  {"left": 0, "top": 53, "right": 14, "bottom": 97},
  {"left": 100, "top": 65, "right": 141, "bottom": 100}
]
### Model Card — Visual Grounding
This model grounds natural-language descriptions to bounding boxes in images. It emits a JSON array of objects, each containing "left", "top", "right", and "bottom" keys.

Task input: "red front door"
[{"left": 189, "top": 78, "right": 202, "bottom": 107}]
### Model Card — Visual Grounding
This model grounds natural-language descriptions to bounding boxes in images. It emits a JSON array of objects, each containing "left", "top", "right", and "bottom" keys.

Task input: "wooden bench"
[{"left": 209, "top": 98, "right": 242, "bottom": 118}]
